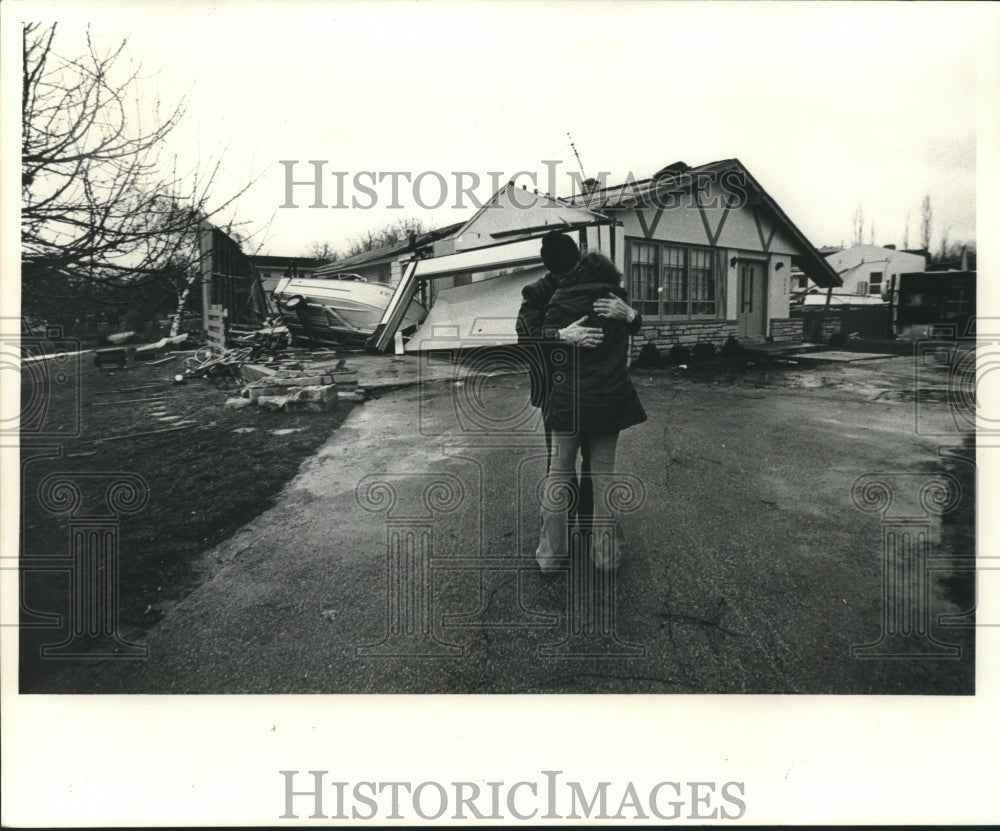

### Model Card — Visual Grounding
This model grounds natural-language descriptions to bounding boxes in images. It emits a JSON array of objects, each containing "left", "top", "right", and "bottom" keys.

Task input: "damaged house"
[{"left": 370, "top": 159, "right": 841, "bottom": 356}]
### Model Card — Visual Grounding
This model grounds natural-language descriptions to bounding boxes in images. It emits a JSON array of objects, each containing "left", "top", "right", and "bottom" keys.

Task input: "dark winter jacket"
[
  {"left": 542, "top": 281, "right": 647, "bottom": 434},
  {"left": 515, "top": 274, "right": 560, "bottom": 409},
  {"left": 516, "top": 272, "right": 643, "bottom": 410}
]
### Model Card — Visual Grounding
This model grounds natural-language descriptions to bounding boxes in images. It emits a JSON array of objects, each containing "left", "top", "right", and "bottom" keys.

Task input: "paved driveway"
[{"left": 27, "top": 352, "right": 975, "bottom": 694}]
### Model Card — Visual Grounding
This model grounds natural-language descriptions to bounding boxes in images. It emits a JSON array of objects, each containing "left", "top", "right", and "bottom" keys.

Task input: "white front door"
[{"left": 737, "top": 260, "right": 767, "bottom": 339}]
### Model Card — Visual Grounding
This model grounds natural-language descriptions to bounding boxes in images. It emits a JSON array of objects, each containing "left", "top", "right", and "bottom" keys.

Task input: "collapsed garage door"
[{"left": 404, "top": 267, "right": 544, "bottom": 352}]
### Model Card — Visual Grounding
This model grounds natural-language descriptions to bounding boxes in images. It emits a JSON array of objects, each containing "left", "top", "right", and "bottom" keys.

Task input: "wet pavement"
[{"left": 27, "top": 351, "right": 976, "bottom": 694}]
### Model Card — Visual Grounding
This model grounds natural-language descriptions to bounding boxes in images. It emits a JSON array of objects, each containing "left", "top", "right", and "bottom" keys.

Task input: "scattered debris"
[
  {"left": 84, "top": 424, "right": 198, "bottom": 444},
  {"left": 134, "top": 333, "right": 193, "bottom": 362},
  {"left": 270, "top": 428, "right": 303, "bottom": 436},
  {"left": 321, "top": 608, "right": 338, "bottom": 622},
  {"left": 232, "top": 427, "right": 258, "bottom": 434},
  {"left": 92, "top": 383, "right": 168, "bottom": 396},
  {"left": 241, "top": 363, "right": 277, "bottom": 383},
  {"left": 223, "top": 397, "right": 253, "bottom": 410},
  {"left": 94, "top": 347, "right": 129, "bottom": 369},
  {"left": 89, "top": 396, "right": 167, "bottom": 407},
  {"left": 257, "top": 395, "right": 289, "bottom": 412}
]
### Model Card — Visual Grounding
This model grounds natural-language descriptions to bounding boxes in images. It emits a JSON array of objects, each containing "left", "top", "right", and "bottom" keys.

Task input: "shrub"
[
  {"left": 667, "top": 343, "right": 691, "bottom": 365},
  {"left": 632, "top": 341, "right": 663, "bottom": 368},
  {"left": 692, "top": 341, "right": 716, "bottom": 361},
  {"left": 721, "top": 335, "right": 742, "bottom": 357}
]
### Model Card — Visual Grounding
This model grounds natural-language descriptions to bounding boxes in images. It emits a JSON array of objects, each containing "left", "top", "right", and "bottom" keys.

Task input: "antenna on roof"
[{"left": 567, "top": 132, "right": 587, "bottom": 182}]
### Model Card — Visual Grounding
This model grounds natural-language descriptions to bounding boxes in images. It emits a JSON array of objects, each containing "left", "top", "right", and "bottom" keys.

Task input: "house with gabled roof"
[
  {"left": 565, "top": 158, "right": 842, "bottom": 352},
  {"left": 824, "top": 244, "right": 926, "bottom": 299}
]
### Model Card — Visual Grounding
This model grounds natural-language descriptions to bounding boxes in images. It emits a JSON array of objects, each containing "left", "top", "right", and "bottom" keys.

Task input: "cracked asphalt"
[{"left": 29, "top": 351, "right": 976, "bottom": 694}]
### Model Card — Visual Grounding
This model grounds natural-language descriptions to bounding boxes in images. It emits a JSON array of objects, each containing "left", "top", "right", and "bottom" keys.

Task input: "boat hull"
[{"left": 273, "top": 276, "right": 426, "bottom": 347}]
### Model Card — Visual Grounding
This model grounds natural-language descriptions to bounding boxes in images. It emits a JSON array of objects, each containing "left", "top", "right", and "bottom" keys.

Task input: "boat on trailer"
[{"left": 272, "top": 273, "right": 428, "bottom": 347}]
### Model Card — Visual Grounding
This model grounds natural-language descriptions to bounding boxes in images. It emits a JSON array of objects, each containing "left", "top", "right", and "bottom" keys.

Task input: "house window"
[
  {"left": 661, "top": 245, "right": 686, "bottom": 316},
  {"left": 630, "top": 241, "right": 659, "bottom": 316},
  {"left": 689, "top": 248, "right": 715, "bottom": 315},
  {"left": 869, "top": 271, "right": 884, "bottom": 295},
  {"left": 627, "top": 239, "right": 718, "bottom": 318}
]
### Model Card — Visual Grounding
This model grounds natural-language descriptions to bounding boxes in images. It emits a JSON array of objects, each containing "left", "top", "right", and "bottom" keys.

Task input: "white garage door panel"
[{"left": 405, "top": 268, "right": 544, "bottom": 352}]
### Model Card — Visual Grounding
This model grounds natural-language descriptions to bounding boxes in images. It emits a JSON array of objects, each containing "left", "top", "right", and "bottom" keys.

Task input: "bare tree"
[
  {"left": 903, "top": 210, "right": 910, "bottom": 249},
  {"left": 343, "top": 217, "right": 427, "bottom": 258},
  {"left": 869, "top": 217, "right": 876, "bottom": 246},
  {"left": 920, "top": 194, "right": 933, "bottom": 252},
  {"left": 850, "top": 204, "right": 865, "bottom": 247},
  {"left": 939, "top": 226, "right": 950, "bottom": 260},
  {"left": 307, "top": 241, "right": 337, "bottom": 261},
  {"left": 21, "top": 23, "right": 254, "bottom": 319}
]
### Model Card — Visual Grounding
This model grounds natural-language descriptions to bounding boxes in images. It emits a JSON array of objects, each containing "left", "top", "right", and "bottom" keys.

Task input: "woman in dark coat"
[{"left": 536, "top": 250, "right": 647, "bottom": 573}]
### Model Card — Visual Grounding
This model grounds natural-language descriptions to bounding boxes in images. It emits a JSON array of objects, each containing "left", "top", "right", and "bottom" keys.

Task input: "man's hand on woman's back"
[{"left": 558, "top": 316, "right": 603, "bottom": 348}]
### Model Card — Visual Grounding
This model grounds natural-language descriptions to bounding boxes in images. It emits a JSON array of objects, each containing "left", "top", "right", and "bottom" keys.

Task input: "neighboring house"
[
  {"left": 249, "top": 255, "right": 331, "bottom": 294},
  {"left": 790, "top": 246, "right": 843, "bottom": 294},
  {"left": 823, "top": 244, "right": 926, "bottom": 299},
  {"left": 565, "top": 158, "right": 841, "bottom": 350}
]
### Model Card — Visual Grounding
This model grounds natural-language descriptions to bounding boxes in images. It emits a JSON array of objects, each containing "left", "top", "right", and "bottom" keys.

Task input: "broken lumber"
[
  {"left": 84, "top": 424, "right": 197, "bottom": 444},
  {"left": 88, "top": 396, "right": 167, "bottom": 407}
]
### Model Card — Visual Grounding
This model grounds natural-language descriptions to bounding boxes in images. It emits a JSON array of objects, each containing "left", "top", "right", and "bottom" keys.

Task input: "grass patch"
[{"left": 19, "top": 349, "right": 356, "bottom": 690}]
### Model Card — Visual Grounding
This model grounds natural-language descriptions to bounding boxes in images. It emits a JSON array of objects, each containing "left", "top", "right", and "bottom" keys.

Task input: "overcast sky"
[{"left": 14, "top": 1, "right": 992, "bottom": 258}]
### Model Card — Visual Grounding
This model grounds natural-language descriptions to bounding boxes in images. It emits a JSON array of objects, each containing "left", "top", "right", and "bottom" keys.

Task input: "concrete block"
[
  {"left": 269, "top": 375, "right": 324, "bottom": 388},
  {"left": 241, "top": 364, "right": 277, "bottom": 383},
  {"left": 257, "top": 395, "right": 288, "bottom": 412},
  {"left": 291, "top": 384, "right": 338, "bottom": 405},
  {"left": 245, "top": 385, "right": 285, "bottom": 401},
  {"left": 224, "top": 397, "right": 253, "bottom": 410}
]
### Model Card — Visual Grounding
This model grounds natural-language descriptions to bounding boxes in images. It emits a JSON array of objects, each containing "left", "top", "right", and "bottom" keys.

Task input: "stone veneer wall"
[
  {"left": 630, "top": 320, "right": 739, "bottom": 360},
  {"left": 768, "top": 318, "right": 804, "bottom": 342}
]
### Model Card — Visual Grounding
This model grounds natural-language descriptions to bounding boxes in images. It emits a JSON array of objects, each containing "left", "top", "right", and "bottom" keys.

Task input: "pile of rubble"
[{"left": 224, "top": 360, "right": 363, "bottom": 413}]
